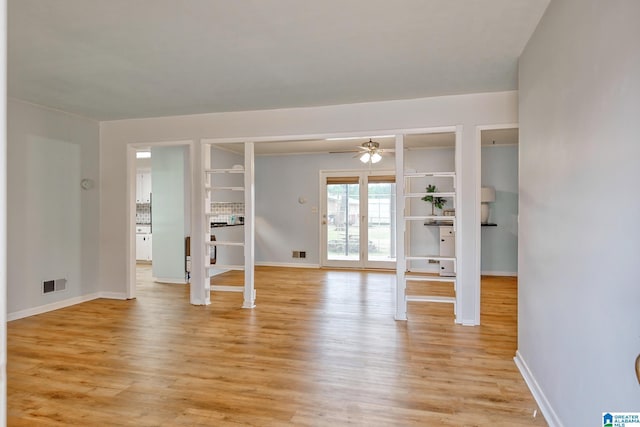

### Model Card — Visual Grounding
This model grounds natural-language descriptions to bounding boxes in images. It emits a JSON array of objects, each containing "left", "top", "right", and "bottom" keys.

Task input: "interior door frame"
[{"left": 320, "top": 169, "right": 396, "bottom": 269}]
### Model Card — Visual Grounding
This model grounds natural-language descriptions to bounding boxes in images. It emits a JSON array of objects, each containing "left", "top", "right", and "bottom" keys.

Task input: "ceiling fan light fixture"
[
  {"left": 360, "top": 152, "right": 371, "bottom": 163},
  {"left": 370, "top": 152, "right": 382, "bottom": 163}
]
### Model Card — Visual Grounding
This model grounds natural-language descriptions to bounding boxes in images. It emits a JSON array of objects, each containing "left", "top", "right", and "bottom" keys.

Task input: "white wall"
[
  {"left": 100, "top": 91, "right": 518, "bottom": 324},
  {"left": 481, "top": 145, "right": 518, "bottom": 275},
  {"left": 7, "top": 99, "right": 100, "bottom": 317},
  {"left": 517, "top": 1, "right": 640, "bottom": 425}
]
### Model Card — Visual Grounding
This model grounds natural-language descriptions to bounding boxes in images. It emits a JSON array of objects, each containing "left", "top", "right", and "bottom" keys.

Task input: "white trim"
[
  {"left": 7, "top": 292, "right": 130, "bottom": 321},
  {"left": 514, "top": 351, "right": 563, "bottom": 427},
  {"left": 319, "top": 169, "right": 396, "bottom": 270},
  {"left": 200, "top": 126, "right": 458, "bottom": 146},
  {"left": 394, "top": 134, "right": 406, "bottom": 320},
  {"left": 153, "top": 277, "right": 188, "bottom": 284},
  {"left": 243, "top": 142, "right": 256, "bottom": 308},
  {"left": 8, "top": 293, "right": 101, "bottom": 321},
  {"left": 97, "top": 292, "right": 129, "bottom": 300},
  {"left": 454, "top": 125, "right": 463, "bottom": 324},
  {"left": 255, "top": 262, "right": 320, "bottom": 269},
  {"left": 481, "top": 270, "right": 517, "bottom": 277},
  {"left": 127, "top": 140, "right": 195, "bottom": 302}
]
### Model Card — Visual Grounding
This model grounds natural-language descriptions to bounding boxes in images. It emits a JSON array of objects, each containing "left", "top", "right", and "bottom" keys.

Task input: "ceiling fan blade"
[{"left": 328, "top": 149, "right": 359, "bottom": 154}]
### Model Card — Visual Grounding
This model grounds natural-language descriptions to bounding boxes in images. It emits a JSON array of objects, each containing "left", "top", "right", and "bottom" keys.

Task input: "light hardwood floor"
[{"left": 7, "top": 267, "right": 546, "bottom": 426}]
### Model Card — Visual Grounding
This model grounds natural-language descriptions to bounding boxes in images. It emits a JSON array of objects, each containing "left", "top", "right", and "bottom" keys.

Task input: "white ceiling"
[{"left": 8, "top": 0, "right": 549, "bottom": 121}]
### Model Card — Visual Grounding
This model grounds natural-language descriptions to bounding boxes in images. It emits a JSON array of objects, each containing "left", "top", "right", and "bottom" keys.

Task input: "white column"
[
  {"left": 243, "top": 142, "right": 256, "bottom": 308},
  {"left": 189, "top": 141, "right": 209, "bottom": 305},
  {"left": 394, "top": 134, "right": 407, "bottom": 320},
  {"left": 457, "top": 124, "right": 480, "bottom": 325}
]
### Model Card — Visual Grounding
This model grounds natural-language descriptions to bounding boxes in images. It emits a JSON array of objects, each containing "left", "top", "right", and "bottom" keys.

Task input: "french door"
[{"left": 321, "top": 171, "right": 396, "bottom": 269}]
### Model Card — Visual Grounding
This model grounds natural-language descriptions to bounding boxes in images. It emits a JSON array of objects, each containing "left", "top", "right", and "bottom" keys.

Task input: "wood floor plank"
[{"left": 7, "top": 266, "right": 547, "bottom": 426}]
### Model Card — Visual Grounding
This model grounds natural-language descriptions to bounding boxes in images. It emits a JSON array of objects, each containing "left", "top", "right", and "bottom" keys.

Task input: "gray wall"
[
  {"left": 255, "top": 150, "right": 394, "bottom": 266},
  {"left": 151, "top": 146, "right": 188, "bottom": 283},
  {"left": 256, "top": 145, "right": 518, "bottom": 274},
  {"left": 481, "top": 145, "right": 518, "bottom": 275},
  {"left": 7, "top": 98, "right": 100, "bottom": 315},
  {"left": 518, "top": 0, "right": 640, "bottom": 425}
]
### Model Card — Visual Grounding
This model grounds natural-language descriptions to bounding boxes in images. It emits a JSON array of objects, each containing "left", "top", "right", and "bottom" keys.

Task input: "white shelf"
[
  {"left": 207, "top": 241, "right": 244, "bottom": 247},
  {"left": 405, "top": 275, "right": 456, "bottom": 283},
  {"left": 404, "top": 172, "right": 455, "bottom": 178},
  {"left": 205, "top": 168, "right": 244, "bottom": 174},
  {"left": 406, "top": 295, "right": 456, "bottom": 304},
  {"left": 405, "top": 192, "right": 455, "bottom": 198},
  {"left": 406, "top": 255, "right": 456, "bottom": 262},
  {"left": 208, "top": 186, "right": 245, "bottom": 191},
  {"left": 405, "top": 216, "right": 455, "bottom": 222}
]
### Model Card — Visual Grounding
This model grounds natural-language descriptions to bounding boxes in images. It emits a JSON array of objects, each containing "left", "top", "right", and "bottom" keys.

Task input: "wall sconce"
[{"left": 481, "top": 186, "right": 496, "bottom": 224}]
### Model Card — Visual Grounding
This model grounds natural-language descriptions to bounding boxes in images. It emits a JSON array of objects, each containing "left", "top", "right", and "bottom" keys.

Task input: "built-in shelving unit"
[
  {"left": 394, "top": 132, "right": 460, "bottom": 322},
  {"left": 203, "top": 144, "right": 255, "bottom": 308}
]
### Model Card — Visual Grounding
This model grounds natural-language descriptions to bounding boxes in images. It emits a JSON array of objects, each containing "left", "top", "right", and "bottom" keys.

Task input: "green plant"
[{"left": 421, "top": 184, "right": 447, "bottom": 215}]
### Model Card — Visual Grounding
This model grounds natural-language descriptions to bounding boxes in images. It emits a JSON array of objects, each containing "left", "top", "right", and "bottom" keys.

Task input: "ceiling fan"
[{"left": 355, "top": 139, "right": 390, "bottom": 164}]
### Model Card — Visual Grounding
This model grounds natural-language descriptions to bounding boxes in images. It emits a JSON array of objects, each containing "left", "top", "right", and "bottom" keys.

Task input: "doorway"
[
  {"left": 321, "top": 171, "right": 396, "bottom": 269},
  {"left": 128, "top": 141, "right": 192, "bottom": 300},
  {"left": 476, "top": 125, "right": 519, "bottom": 324}
]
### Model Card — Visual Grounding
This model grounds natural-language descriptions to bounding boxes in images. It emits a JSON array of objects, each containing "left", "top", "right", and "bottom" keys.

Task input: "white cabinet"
[
  {"left": 136, "top": 171, "right": 152, "bottom": 203},
  {"left": 439, "top": 226, "right": 455, "bottom": 276},
  {"left": 136, "top": 232, "right": 152, "bottom": 261}
]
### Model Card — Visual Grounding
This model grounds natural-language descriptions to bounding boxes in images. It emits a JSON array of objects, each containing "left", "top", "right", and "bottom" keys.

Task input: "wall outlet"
[
  {"left": 299, "top": 251, "right": 306, "bottom": 259},
  {"left": 292, "top": 251, "right": 300, "bottom": 258}
]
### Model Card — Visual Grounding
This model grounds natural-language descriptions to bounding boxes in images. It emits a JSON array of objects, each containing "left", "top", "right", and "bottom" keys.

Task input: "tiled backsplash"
[
  {"left": 136, "top": 202, "right": 245, "bottom": 225},
  {"left": 136, "top": 203, "right": 151, "bottom": 224},
  {"left": 210, "top": 202, "right": 244, "bottom": 223}
]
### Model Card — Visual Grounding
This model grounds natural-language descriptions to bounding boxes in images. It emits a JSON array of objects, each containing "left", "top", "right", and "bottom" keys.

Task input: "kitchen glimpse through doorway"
[{"left": 321, "top": 171, "right": 396, "bottom": 269}]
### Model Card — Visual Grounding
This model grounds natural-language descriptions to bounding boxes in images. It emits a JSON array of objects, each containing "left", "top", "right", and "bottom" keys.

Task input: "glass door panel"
[
  {"left": 366, "top": 182, "right": 396, "bottom": 265},
  {"left": 326, "top": 182, "right": 360, "bottom": 262}
]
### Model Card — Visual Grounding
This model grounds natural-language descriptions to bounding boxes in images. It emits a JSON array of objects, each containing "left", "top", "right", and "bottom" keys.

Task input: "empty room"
[{"left": 2, "top": 1, "right": 639, "bottom": 426}]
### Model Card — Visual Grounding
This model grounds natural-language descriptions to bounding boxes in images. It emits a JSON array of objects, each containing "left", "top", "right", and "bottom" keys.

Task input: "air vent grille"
[{"left": 43, "top": 278, "right": 67, "bottom": 294}]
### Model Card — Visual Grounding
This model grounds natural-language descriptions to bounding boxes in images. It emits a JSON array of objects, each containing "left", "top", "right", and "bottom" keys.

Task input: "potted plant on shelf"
[{"left": 422, "top": 184, "right": 447, "bottom": 223}]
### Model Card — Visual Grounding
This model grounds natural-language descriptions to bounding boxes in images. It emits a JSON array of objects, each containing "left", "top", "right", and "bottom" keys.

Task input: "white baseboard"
[
  {"left": 514, "top": 351, "right": 563, "bottom": 427},
  {"left": 481, "top": 270, "right": 517, "bottom": 277},
  {"left": 8, "top": 293, "right": 101, "bottom": 321},
  {"left": 255, "top": 262, "right": 320, "bottom": 269},
  {"left": 8, "top": 291, "right": 132, "bottom": 321},
  {"left": 153, "top": 277, "right": 188, "bottom": 284},
  {"left": 97, "top": 292, "right": 128, "bottom": 300}
]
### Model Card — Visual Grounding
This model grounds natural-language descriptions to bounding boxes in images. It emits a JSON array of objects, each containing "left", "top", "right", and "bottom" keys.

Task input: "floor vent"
[{"left": 43, "top": 278, "right": 67, "bottom": 294}]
